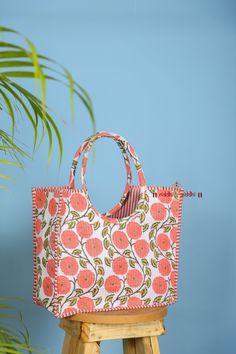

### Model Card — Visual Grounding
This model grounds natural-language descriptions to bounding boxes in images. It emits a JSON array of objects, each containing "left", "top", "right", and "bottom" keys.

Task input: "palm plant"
[
  {"left": 0, "top": 298, "right": 41, "bottom": 353},
  {"left": 0, "top": 27, "right": 95, "bottom": 351},
  {"left": 0, "top": 26, "right": 95, "bottom": 188}
]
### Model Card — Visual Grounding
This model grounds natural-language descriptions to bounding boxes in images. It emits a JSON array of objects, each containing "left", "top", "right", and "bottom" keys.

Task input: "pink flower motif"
[
  {"left": 127, "top": 222, "right": 142, "bottom": 239},
  {"left": 150, "top": 203, "right": 167, "bottom": 221},
  {"left": 47, "top": 259, "right": 55, "bottom": 277},
  {"left": 35, "top": 219, "right": 42, "bottom": 234},
  {"left": 62, "top": 307, "right": 76, "bottom": 317},
  {"left": 112, "top": 231, "right": 129, "bottom": 249},
  {"left": 157, "top": 189, "right": 172, "bottom": 204},
  {"left": 57, "top": 276, "right": 71, "bottom": 295},
  {"left": 112, "top": 257, "right": 128, "bottom": 275},
  {"left": 126, "top": 269, "right": 143, "bottom": 288},
  {"left": 171, "top": 201, "right": 179, "bottom": 217},
  {"left": 35, "top": 191, "right": 46, "bottom": 209},
  {"left": 43, "top": 277, "right": 53, "bottom": 297},
  {"left": 105, "top": 275, "right": 121, "bottom": 293},
  {"left": 76, "top": 221, "right": 93, "bottom": 238},
  {"left": 60, "top": 199, "right": 66, "bottom": 217},
  {"left": 60, "top": 256, "right": 79, "bottom": 276},
  {"left": 170, "top": 271, "right": 176, "bottom": 287},
  {"left": 48, "top": 198, "right": 57, "bottom": 216},
  {"left": 158, "top": 258, "right": 171, "bottom": 276},
  {"left": 50, "top": 232, "right": 57, "bottom": 252},
  {"left": 157, "top": 234, "right": 170, "bottom": 251},
  {"left": 77, "top": 270, "right": 95, "bottom": 288},
  {"left": 134, "top": 240, "right": 150, "bottom": 258},
  {"left": 70, "top": 193, "right": 87, "bottom": 211},
  {"left": 170, "top": 227, "right": 178, "bottom": 243},
  {"left": 36, "top": 237, "right": 43, "bottom": 255},
  {"left": 77, "top": 297, "right": 94, "bottom": 311},
  {"left": 153, "top": 276, "right": 167, "bottom": 294},
  {"left": 61, "top": 230, "right": 79, "bottom": 249},
  {"left": 127, "top": 297, "right": 143, "bottom": 307},
  {"left": 85, "top": 238, "right": 103, "bottom": 257}
]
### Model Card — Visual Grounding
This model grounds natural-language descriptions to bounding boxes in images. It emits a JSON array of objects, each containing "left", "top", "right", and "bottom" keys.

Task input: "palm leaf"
[
  {"left": 0, "top": 173, "right": 13, "bottom": 180},
  {"left": 0, "top": 131, "right": 27, "bottom": 186},
  {"left": 0, "top": 298, "right": 41, "bottom": 353},
  {"left": 0, "top": 160, "right": 22, "bottom": 166},
  {"left": 62, "top": 67, "right": 75, "bottom": 121},
  {"left": 10, "top": 81, "right": 63, "bottom": 164},
  {"left": 0, "top": 88, "right": 15, "bottom": 136},
  {"left": 25, "top": 38, "right": 47, "bottom": 119},
  {"left": 0, "top": 51, "right": 28, "bottom": 59},
  {"left": 0, "top": 26, "right": 95, "bottom": 187},
  {"left": 0, "top": 72, "right": 53, "bottom": 79},
  {"left": 0, "top": 79, "right": 38, "bottom": 147},
  {"left": 0, "top": 28, "right": 95, "bottom": 129},
  {"left": 0, "top": 305, "right": 15, "bottom": 309},
  {"left": 0, "top": 314, "right": 17, "bottom": 318},
  {"left": 0, "top": 41, "right": 25, "bottom": 50},
  {"left": 0, "top": 26, "right": 18, "bottom": 34},
  {"left": 1, "top": 72, "right": 96, "bottom": 133},
  {"left": 0, "top": 61, "right": 35, "bottom": 68},
  {"left": 0, "top": 129, "right": 27, "bottom": 160}
]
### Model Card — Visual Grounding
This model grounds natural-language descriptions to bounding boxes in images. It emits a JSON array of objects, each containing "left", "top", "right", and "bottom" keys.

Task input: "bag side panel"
[
  {"left": 147, "top": 186, "right": 184, "bottom": 305},
  {"left": 32, "top": 188, "right": 61, "bottom": 314}
]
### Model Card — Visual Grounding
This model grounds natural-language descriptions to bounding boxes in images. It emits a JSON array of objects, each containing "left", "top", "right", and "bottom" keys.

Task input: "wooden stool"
[{"left": 60, "top": 307, "right": 167, "bottom": 354}]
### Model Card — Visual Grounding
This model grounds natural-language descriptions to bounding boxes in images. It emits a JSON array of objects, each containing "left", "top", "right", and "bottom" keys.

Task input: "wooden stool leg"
[
  {"left": 78, "top": 341, "right": 100, "bottom": 354},
  {"left": 135, "top": 336, "right": 160, "bottom": 354},
  {"left": 62, "top": 334, "right": 100, "bottom": 354},
  {"left": 123, "top": 338, "right": 136, "bottom": 354},
  {"left": 62, "top": 332, "right": 80, "bottom": 354}
]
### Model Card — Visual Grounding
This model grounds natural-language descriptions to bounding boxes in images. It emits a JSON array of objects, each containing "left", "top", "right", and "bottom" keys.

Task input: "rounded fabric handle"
[
  {"left": 78, "top": 131, "right": 147, "bottom": 197},
  {"left": 69, "top": 133, "right": 135, "bottom": 215},
  {"left": 81, "top": 137, "right": 133, "bottom": 217}
]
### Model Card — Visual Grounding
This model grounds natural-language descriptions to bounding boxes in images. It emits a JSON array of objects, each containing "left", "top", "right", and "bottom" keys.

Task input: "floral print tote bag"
[{"left": 32, "top": 131, "right": 184, "bottom": 318}]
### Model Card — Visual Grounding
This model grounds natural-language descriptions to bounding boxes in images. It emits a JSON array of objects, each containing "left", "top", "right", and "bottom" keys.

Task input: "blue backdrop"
[{"left": 1, "top": 1, "right": 235, "bottom": 353}]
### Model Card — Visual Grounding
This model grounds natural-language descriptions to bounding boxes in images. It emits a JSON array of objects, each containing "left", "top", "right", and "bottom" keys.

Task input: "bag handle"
[
  {"left": 69, "top": 131, "right": 147, "bottom": 197},
  {"left": 69, "top": 134, "right": 132, "bottom": 189},
  {"left": 69, "top": 132, "right": 136, "bottom": 215},
  {"left": 82, "top": 138, "right": 134, "bottom": 216}
]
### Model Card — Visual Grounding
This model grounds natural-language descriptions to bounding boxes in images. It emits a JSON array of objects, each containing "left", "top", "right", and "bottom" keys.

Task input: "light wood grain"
[
  {"left": 69, "top": 307, "right": 168, "bottom": 324},
  {"left": 61, "top": 332, "right": 80, "bottom": 354},
  {"left": 60, "top": 307, "right": 167, "bottom": 353},
  {"left": 59, "top": 319, "right": 81, "bottom": 336},
  {"left": 80, "top": 319, "right": 165, "bottom": 342},
  {"left": 123, "top": 338, "right": 136, "bottom": 354},
  {"left": 78, "top": 341, "right": 100, "bottom": 354},
  {"left": 135, "top": 336, "right": 160, "bottom": 354}
]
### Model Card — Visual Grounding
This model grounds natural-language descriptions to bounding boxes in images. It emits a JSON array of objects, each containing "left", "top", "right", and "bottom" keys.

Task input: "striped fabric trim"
[
  {"left": 32, "top": 188, "right": 40, "bottom": 306},
  {"left": 173, "top": 189, "right": 184, "bottom": 303},
  {"left": 112, "top": 185, "right": 141, "bottom": 219},
  {"left": 58, "top": 300, "right": 170, "bottom": 319}
]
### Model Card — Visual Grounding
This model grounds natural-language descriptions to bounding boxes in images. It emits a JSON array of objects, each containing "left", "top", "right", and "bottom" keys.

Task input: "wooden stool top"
[{"left": 68, "top": 306, "right": 168, "bottom": 324}]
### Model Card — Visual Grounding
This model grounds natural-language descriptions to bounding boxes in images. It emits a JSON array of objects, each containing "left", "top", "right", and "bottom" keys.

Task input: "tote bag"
[{"left": 32, "top": 131, "right": 184, "bottom": 318}]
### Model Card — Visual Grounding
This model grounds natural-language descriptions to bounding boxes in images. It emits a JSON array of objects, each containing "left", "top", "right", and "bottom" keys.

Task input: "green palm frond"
[
  {"left": 0, "top": 298, "right": 41, "bottom": 353},
  {"left": 0, "top": 26, "right": 96, "bottom": 188}
]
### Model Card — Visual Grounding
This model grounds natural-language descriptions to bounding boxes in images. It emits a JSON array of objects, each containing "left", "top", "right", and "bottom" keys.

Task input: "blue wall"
[{"left": 1, "top": 1, "right": 236, "bottom": 353}]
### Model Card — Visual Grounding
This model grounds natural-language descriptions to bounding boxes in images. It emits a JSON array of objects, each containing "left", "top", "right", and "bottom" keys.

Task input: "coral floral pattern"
[{"left": 32, "top": 132, "right": 184, "bottom": 318}]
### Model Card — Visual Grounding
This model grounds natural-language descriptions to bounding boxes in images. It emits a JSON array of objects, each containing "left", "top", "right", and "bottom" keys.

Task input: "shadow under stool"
[{"left": 60, "top": 306, "right": 167, "bottom": 354}]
